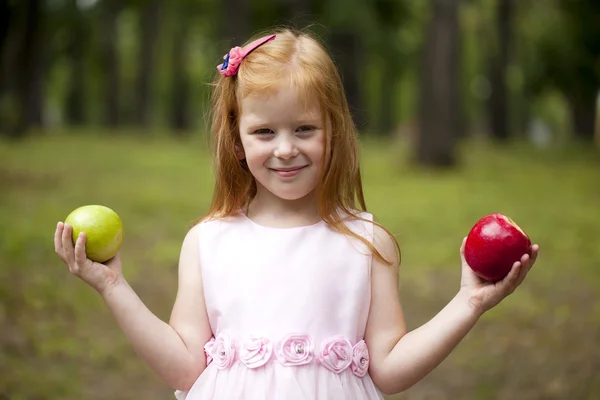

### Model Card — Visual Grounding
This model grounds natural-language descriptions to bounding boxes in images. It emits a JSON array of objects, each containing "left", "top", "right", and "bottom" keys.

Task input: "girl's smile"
[{"left": 269, "top": 165, "right": 309, "bottom": 178}]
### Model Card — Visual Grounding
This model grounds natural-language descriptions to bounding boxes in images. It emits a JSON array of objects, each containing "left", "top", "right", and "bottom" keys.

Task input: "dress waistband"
[{"left": 204, "top": 332, "right": 370, "bottom": 378}]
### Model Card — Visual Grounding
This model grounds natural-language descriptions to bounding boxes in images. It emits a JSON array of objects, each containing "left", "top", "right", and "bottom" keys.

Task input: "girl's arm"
[
  {"left": 101, "top": 224, "right": 212, "bottom": 390},
  {"left": 364, "top": 225, "right": 538, "bottom": 395},
  {"left": 56, "top": 222, "right": 212, "bottom": 391}
]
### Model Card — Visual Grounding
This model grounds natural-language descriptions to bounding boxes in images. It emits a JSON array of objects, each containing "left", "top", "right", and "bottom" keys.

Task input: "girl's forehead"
[{"left": 239, "top": 85, "right": 322, "bottom": 120}]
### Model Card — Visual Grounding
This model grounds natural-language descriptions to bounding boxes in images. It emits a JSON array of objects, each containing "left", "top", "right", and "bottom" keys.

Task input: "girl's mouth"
[{"left": 269, "top": 166, "right": 308, "bottom": 178}]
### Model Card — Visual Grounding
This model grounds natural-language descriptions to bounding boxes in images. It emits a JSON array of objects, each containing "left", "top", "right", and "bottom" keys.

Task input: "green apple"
[{"left": 65, "top": 205, "right": 124, "bottom": 263}]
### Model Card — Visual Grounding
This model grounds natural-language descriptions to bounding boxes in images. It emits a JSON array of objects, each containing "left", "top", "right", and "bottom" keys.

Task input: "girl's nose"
[{"left": 274, "top": 136, "right": 299, "bottom": 159}]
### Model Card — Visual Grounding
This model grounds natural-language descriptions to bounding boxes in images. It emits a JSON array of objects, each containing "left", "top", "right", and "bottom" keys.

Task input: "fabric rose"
[
  {"left": 351, "top": 340, "right": 369, "bottom": 378},
  {"left": 240, "top": 336, "right": 273, "bottom": 368},
  {"left": 204, "top": 337, "right": 215, "bottom": 366},
  {"left": 277, "top": 333, "right": 313, "bottom": 366},
  {"left": 212, "top": 333, "right": 236, "bottom": 370},
  {"left": 217, "top": 46, "right": 244, "bottom": 77},
  {"left": 319, "top": 336, "right": 353, "bottom": 373}
]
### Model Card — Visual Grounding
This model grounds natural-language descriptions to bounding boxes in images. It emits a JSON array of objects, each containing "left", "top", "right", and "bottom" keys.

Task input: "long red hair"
[{"left": 198, "top": 28, "right": 400, "bottom": 265}]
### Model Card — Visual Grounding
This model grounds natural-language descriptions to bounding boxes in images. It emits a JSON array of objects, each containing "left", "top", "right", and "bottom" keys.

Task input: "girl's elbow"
[
  {"left": 375, "top": 381, "right": 411, "bottom": 396},
  {"left": 172, "top": 365, "right": 204, "bottom": 392},
  {"left": 373, "top": 380, "right": 398, "bottom": 396},
  {"left": 174, "top": 381, "right": 193, "bottom": 392},
  {"left": 370, "top": 369, "right": 412, "bottom": 395},
  {"left": 172, "top": 376, "right": 196, "bottom": 392}
]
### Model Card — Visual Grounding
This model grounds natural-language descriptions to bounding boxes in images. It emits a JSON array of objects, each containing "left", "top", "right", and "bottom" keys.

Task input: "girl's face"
[{"left": 237, "top": 85, "right": 329, "bottom": 203}]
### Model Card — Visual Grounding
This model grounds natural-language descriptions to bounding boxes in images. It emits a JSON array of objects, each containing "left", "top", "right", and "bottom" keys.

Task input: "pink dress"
[{"left": 175, "top": 210, "right": 384, "bottom": 400}]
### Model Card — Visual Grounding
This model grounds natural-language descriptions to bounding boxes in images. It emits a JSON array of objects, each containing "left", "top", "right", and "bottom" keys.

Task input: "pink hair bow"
[{"left": 217, "top": 34, "right": 276, "bottom": 77}]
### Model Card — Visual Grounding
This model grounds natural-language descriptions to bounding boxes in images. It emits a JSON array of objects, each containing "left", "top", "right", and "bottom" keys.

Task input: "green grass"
[{"left": 1, "top": 131, "right": 599, "bottom": 399}]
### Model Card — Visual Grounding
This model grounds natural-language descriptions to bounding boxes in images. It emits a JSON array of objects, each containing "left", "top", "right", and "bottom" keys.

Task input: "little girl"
[{"left": 54, "top": 29, "right": 539, "bottom": 399}]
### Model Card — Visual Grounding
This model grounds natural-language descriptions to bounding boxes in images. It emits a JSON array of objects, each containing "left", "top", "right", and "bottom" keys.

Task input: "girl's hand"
[
  {"left": 459, "top": 237, "right": 540, "bottom": 315},
  {"left": 54, "top": 222, "right": 124, "bottom": 295}
]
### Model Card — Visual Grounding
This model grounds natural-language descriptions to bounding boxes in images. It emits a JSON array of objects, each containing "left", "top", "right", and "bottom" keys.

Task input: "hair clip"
[{"left": 217, "top": 34, "right": 276, "bottom": 77}]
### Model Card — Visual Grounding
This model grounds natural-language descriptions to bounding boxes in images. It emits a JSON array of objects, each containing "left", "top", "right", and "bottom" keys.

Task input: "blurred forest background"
[{"left": 1, "top": 0, "right": 599, "bottom": 399}]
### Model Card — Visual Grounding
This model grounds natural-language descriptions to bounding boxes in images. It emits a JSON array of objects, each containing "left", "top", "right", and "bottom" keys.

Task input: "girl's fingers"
[
  {"left": 516, "top": 248, "right": 537, "bottom": 286},
  {"left": 74, "top": 232, "right": 88, "bottom": 267},
  {"left": 529, "top": 244, "right": 539, "bottom": 266},
  {"left": 54, "top": 222, "right": 64, "bottom": 255},
  {"left": 515, "top": 258, "right": 530, "bottom": 287},
  {"left": 460, "top": 237, "right": 467, "bottom": 264},
  {"left": 501, "top": 261, "right": 521, "bottom": 293},
  {"left": 61, "top": 223, "right": 75, "bottom": 265}
]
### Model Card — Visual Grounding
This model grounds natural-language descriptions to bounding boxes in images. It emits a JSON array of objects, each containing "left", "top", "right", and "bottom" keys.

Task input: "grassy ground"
[{"left": 1, "top": 130, "right": 599, "bottom": 399}]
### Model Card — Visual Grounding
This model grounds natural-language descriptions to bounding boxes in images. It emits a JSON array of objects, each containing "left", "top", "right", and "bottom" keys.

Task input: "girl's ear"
[{"left": 235, "top": 142, "right": 246, "bottom": 160}]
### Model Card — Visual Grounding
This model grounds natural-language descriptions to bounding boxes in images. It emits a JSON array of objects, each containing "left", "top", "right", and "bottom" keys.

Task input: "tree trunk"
[
  {"left": 65, "top": 0, "right": 87, "bottom": 126},
  {"left": 0, "top": 0, "right": 11, "bottom": 77},
  {"left": 417, "top": 0, "right": 463, "bottom": 167},
  {"left": 329, "top": 32, "right": 367, "bottom": 131},
  {"left": 135, "top": 0, "right": 162, "bottom": 128},
  {"left": 170, "top": 9, "right": 190, "bottom": 134},
  {"left": 10, "top": 0, "right": 44, "bottom": 138},
  {"left": 65, "top": 54, "right": 86, "bottom": 125},
  {"left": 0, "top": 0, "right": 15, "bottom": 134},
  {"left": 100, "top": 0, "right": 121, "bottom": 128},
  {"left": 280, "top": 0, "right": 313, "bottom": 30},
  {"left": 568, "top": 94, "right": 597, "bottom": 141},
  {"left": 222, "top": 0, "right": 249, "bottom": 45},
  {"left": 379, "top": 61, "right": 396, "bottom": 136},
  {"left": 488, "top": 0, "right": 512, "bottom": 141}
]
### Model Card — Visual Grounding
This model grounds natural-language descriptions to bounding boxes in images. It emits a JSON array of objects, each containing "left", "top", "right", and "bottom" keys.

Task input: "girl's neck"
[{"left": 245, "top": 189, "right": 321, "bottom": 228}]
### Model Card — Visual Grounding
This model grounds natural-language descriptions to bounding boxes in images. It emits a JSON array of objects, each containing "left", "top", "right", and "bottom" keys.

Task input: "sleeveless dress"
[{"left": 175, "top": 210, "right": 385, "bottom": 400}]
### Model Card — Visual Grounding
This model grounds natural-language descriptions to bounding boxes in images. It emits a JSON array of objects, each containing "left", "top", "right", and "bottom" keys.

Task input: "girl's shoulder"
[
  {"left": 194, "top": 210, "right": 245, "bottom": 227},
  {"left": 336, "top": 209, "right": 398, "bottom": 260},
  {"left": 330, "top": 209, "right": 377, "bottom": 251},
  {"left": 347, "top": 209, "right": 374, "bottom": 222},
  {"left": 190, "top": 211, "right": 246, "bottom": 239},
  {"left": 337, "top": 208, "right": 375, "bottom": 230}
]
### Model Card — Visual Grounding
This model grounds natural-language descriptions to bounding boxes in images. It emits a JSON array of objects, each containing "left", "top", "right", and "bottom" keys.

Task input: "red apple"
[{"left": 464, "top": 213, "right": 532, "bottom": 282}]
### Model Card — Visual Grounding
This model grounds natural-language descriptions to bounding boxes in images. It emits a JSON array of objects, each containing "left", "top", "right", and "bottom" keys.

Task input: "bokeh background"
[{"left": 1, "top": 0, "right": 599, "bottom": 399}]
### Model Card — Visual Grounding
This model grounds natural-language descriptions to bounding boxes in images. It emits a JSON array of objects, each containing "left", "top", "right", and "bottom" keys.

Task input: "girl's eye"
[
  {"left": 297, "top": 125, "right": 316, "bottom": 133},
  {"left": 253, "top": 128, "right": 274, "bottom": 135}
]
